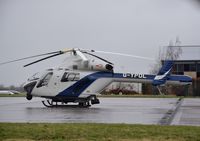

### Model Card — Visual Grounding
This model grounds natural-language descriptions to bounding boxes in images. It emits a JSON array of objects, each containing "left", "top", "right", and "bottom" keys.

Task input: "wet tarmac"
[
  {"left": 172, "top": 98, "right": 200, "bottom": 126},
  {"left": 0, "top": 97, "right": 200, "bottom": 126}
]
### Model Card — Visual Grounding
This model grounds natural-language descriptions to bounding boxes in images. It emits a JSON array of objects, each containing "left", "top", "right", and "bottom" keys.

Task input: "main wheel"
[
  {"left": 91, "top": 99, "right": 100, "bottom": 105},
  {"left": 78, "top": 102, "right": 90, "bottom": 107}
]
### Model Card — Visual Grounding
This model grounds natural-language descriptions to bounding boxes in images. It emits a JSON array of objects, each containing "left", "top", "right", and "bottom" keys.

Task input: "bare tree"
[
  {"left": 148, "top": 37, "right": 183, "bottom": 95},
  {"left": 165, "top": 37, "right": 182, "bottom": 60},
  {"left": 150, "top": 37, "right": 182, "bottom": 74}
]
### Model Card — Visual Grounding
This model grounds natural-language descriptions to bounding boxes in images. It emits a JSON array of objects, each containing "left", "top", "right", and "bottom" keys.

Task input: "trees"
[
  {"left": 0, "top": 84, "right": 24, "bottom": 92},
  {"left": 150, "top": 37, "right": 182, "bottom": 74},
  {"left": 147, "top": 38, "right": 183, "bottom": 95}
]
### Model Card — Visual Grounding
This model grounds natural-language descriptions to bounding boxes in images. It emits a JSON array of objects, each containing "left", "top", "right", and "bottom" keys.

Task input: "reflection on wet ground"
[{"left": 0, "top": 97, "right": 200, "bottom": 126}]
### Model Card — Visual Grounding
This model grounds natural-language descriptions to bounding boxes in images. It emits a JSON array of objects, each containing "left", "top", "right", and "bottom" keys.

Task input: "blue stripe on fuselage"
[
  {"left": 57, "top": 72, "right": 113, "bottom": 97},
  {"left": 57, "top": 72, "right": 155, "bottom": 97},
  {"left": 57, "top": 72, "right": 192, "bottom": 97}
]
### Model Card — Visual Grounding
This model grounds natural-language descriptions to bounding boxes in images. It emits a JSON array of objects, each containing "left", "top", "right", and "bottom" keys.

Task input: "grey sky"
[{"left": 0, "top": 0, "right": 200, "bottom": 86}]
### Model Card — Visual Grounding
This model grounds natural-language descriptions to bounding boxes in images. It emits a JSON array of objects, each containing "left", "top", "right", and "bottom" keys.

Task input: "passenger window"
[
  {"left": 61, "top": 72, "right": 80, "bottom": 82},
  {"left": 37, "top": 72, "right": 53, "bottom": 88}
]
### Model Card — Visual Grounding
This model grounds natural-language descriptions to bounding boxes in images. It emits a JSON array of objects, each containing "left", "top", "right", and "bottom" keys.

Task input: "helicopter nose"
[{"left": 24, "top": 81, "right": 37, "bottom": 95}]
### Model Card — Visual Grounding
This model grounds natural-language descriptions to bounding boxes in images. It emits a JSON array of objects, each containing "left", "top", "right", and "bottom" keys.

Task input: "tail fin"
[{"left": 152, "top": 60, "right": 173, "bottom": 86}]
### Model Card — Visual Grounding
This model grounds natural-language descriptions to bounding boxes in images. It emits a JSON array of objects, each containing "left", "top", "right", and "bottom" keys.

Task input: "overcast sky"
[{"left": 0, "top": 0, "right": 200, "bottom": 86}]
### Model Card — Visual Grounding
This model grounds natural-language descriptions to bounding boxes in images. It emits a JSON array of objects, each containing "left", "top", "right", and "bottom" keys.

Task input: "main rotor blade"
[
  {"left": 0, "top": 51, "right": 62, "bottom": 66},
  {"left": 81, "top": 51, "right": 113, "bottom": 65},
  {"left": 0, "top": 48, "right": 73, "bottom": 67},
  {"left": 24, "top": 53, "right": 63, "bottom": 67},
  {"left": 24, "top": 48, "right": 74, "bottom": 67},
  {"left": 85, "top": 50, "right": 154, "bottom": 61}
]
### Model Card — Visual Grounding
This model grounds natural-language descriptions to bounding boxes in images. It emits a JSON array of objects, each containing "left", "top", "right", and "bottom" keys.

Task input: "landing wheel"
[
  {"left": 26, "top": 94, "right": 32, "bottom": 100},
  {"left": 91, "top": 98, "right": 100, "bottom": 105},
  {"left": 90, "top": 95, "right": 100, "bottom": 105},
  {"left": 78, "top": 102, "right": 91, "bottom": 107}
]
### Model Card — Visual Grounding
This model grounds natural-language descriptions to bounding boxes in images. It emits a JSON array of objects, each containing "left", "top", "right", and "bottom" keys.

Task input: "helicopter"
[{"left": 0, "top": 48, "right": 192, "bottom": 107}]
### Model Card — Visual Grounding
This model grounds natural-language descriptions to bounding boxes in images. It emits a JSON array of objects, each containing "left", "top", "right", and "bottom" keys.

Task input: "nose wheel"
[{"left": 26, "top": 94, "right": 32, "bottom": 100}]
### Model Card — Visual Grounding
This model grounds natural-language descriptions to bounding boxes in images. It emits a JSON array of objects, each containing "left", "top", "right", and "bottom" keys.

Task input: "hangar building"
[{"left": 172, "top": 60, "right": 200, "bottom": 96}]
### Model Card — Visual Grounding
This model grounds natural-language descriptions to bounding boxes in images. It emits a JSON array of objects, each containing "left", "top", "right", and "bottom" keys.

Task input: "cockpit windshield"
[
  {"left": 36, "top": 72, "right": 53, "bottom": 88},
  {"left": 28, "top": 72, "right": 41, "bottom": 81}
]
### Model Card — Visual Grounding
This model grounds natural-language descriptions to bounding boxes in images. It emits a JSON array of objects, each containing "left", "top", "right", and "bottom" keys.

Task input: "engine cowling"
[{"left": 88, "top": 60, "right": 113, "bottom": 71}]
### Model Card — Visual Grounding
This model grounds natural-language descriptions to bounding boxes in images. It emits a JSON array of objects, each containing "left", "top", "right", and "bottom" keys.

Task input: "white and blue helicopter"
[{"left": 0, "top": 48, "right": 192, "bottom": 107}]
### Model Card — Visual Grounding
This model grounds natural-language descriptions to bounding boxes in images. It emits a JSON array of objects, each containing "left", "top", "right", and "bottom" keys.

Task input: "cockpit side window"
[
  {"left": 37, "top": 72, "right": 53, "bottom": 88},
  {"left": 61, "top": 72, "right": 80, "bottom": 82}
]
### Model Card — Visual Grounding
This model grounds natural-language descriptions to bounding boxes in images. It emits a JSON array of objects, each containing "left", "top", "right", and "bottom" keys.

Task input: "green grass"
[
  {"left": 0, "top": 123, "right": 200, "bottom": 141},
  {"left": 0, "top": 93, "right": 26, "bottom": 97}
]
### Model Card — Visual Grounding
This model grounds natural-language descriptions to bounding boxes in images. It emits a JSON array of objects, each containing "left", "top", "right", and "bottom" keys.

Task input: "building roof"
[
  {"left": 161, "top": 60, "right": 200, "bottom": 64},
  {"left": 173, "top": 60, "right": 200, "bottom": 64}
]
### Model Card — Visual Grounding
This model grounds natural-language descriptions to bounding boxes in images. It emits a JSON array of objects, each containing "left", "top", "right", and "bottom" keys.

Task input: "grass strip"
[
  {"left": 0, "top": 93, "right": 26, "bottom": 97},
  {"left": 0, "top": 123, "right": 200, "bottom": 141}
]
